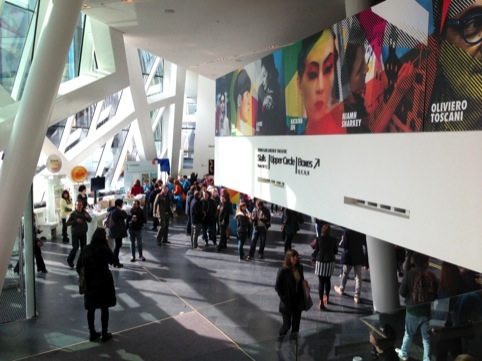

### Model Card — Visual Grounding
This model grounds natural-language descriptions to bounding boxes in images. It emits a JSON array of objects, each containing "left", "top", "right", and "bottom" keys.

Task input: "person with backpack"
[{"left": 396, "top": 252, "right": 439, "bottom": 361}]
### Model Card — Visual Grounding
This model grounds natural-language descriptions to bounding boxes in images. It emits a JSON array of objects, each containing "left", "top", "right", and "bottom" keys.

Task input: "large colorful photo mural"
[
  {"left": 425, "top": 0, "right": 482, "bottom": 131},
  {"left": 215, "top": 0, "right": 482, "bottom": 136}
]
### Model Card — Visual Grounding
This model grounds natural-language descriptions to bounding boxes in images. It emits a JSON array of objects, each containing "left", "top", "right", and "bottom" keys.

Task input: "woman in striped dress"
[{"left": 311, "top": 224, "right": 338, "bottom": 310}]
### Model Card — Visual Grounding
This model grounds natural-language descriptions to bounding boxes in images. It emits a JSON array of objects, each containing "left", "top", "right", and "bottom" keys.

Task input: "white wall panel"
[{"left": 215, "top": 131, "right": 482, "bottom": 272}]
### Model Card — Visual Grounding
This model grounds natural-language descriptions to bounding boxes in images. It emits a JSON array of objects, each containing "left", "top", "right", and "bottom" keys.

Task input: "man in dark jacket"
[
  {"left": 148, "top": 183, "right": 161, "bottom": 230},
  {"left": 108, "top": 199, "right": 127, "bottom": 268},
  {"left": 185, "top": 185, "right": 195, "bottom": 235},
  {"left": 66, "top": 200, "right": 92, "bottom": 268},
  {"left": 216, "top": 194, "right": 231, "bottom": 252},
  {"left": 281, "top": 208, "right": 300, "bottom": 253},
  {"left": 334, "top": 228, "right": 367, "bottom": 304},
  {"left": 153, "top": 186, "right": 173, "bottom": 245},
  {"left": 190, "top": 191, "right": 203, "bottom": 250},
  {"left": 201, "top": 190, "right": 217, "bottom": 247}
]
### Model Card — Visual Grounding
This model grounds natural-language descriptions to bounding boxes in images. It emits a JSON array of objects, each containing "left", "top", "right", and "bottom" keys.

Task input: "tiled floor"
[{"left": 0, "top": 212, "right": 383, "bottom": 361}]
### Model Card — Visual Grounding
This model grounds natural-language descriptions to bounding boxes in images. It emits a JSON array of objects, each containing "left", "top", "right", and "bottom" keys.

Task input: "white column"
[
  {"left": 24, "top": 187, "right": 35, "bottom": 318},
  {"left": 167, "top": 66, "right": 186, "bottom": 176},
  {"left": 345, "top": 0, "right": 374, "bottom": 17},
  {"left": 124, "top": 43, "right": 157, "bottom": 160},
  {"left": 0, "top": 0, "right": 83, "bottom": 290},
  {"left": 366, "top": 235, "right": 400, "bottom": 313}
]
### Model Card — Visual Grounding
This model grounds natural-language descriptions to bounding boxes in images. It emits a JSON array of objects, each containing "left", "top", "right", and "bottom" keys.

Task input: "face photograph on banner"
[
  {"left": 334, "top": 6, "right": 427, "bottom": 134},
  {"left": 283, "top": 28, "right": 340, "bottom": 135},
  {"left": 229, "top": 64, "right": 257, "bottom": 136},
  {"left": 425, "top": 0, "right": 482, "bottom": 131},
  {"left": 254, "top": 52, "right": 288, "bottom": 136},
  {"left": 215, "top": 74, "right": 233, "bottom": 137}
]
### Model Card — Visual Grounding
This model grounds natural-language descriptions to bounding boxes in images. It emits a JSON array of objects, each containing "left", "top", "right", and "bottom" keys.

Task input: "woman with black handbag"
[
  {"left": 77, "top": 227, "right": 117, "bottom": 342},
  {"left": 275, "top": 249, "right": 308, "bottom": 347}
]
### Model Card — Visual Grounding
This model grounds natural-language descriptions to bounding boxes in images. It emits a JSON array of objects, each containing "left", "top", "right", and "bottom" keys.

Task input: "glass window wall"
[{"left": 0, "top": 1, "right": 35, "bottom": 93}]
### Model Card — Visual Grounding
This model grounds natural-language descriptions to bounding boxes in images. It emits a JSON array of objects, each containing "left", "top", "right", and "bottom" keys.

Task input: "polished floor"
[{"left": 1, "top": 212, "right": 401, "bottom": 361}]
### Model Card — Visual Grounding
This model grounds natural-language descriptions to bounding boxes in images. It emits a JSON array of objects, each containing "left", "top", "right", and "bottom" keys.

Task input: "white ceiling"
[{"left": 82, "top": 0, "right": 351, "bottom": 80}]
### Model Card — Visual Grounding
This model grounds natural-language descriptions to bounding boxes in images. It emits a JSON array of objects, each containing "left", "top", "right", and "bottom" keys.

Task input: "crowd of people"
[{"left": 23, "top": 173, "right": 481, "bottom": 358}]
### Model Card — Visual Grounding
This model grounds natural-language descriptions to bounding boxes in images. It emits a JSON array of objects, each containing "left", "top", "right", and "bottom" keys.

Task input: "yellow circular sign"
[
  {"left": 46, "top": 155, "right": 62, "bottom": 173},
  {"left": 70, "top": 166, "right": 88, "bottom": 183}
]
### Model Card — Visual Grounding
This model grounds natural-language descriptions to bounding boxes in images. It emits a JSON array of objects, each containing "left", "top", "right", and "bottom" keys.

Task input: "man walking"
[
  {"left": 66, "top": 200, "right": 92, "bottom": 268},
  {"left": 153, "top": 186, "right": 173, "bottom": 245},
  {"left": 190, "top": 191, "right": 203, "bottom": 250},
  {"left": 334, "top": 229, "right": 367, "bottom": 304},
  {"left": 248, "top": 200, "right": 271, "bottom": 259}
]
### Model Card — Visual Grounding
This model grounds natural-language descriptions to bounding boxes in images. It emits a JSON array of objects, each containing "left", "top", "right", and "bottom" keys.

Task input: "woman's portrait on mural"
[{"left": 296, "top": 28, "right": 341, "bottom": 135}]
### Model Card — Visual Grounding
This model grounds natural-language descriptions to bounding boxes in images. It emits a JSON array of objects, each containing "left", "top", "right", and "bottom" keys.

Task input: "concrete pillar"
[
  {"left": 24, "top": 186, "right": 35, "bottom": 318},
  {"left": 0, "top": 0, "right": 83, "bottom": 290},
  {"left": 345, "top": 0, "right": 375, "bottom": 17},
  {"left": 167, "top": 66, "right": 186, "bottom": 176},
  {"left": 366, "top": 235, "right": 400, "bottom": 313}
]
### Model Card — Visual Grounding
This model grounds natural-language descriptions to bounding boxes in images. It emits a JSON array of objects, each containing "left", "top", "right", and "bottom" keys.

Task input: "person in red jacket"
[{"left": 130, "top": 179, "right": 144, "bottom": 196}]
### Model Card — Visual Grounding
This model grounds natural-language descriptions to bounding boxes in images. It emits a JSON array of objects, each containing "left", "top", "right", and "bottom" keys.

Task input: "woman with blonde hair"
[{"left": 60, "top": 190, "right": 73, "bottom": 243}]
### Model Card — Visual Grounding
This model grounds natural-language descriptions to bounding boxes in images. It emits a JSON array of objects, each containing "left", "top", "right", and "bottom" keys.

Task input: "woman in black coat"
[
  {"left": 275, "top": 249, "right": 307, "bottom": 345},
  {"left": 77, "top": 227, "right": 117, "bottom": 342},
  {"left": 311, "top": 224, "right": 338, "bottom": 310}
]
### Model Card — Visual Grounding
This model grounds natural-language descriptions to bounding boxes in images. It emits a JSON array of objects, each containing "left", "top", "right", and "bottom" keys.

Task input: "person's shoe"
[
  {"left": 195, "top": 246, "right": 203, "bottom": 251},
  {"left": 101, "top": 332, "right": 112, "bottom": 342},
  {"left": 395, "top": 348, "right": 408, "bottom": 361},
  {"left": 162, "top": 240, "right": 171, "bottom": 244},
  {"left": 114, "top": 263, "right": 124, "bottom": 268},
  {"left": 318, "top": 300, "right": 325, "bottom": 310},
  {"left": 89, "top": 331, "right": 101, "bottom": 341},
  {"left": 38, "top": 269, "right": 48, "bottom": 274},
  {"left": 244, "top": 255, "right": 250, "bottom": 261},
  {"left": 67, "top": 259, "right": 74, "bottom": 268},
  {"left": 258, "top": 254, "right": 264, "bottom": 259},
  {"left": 130, "top": 257, "right": 136, "bottom": 262},
  {"left": 323, "top": 296, "right": 329, "bottom": 305},
  {"left": 140, "top": 256, "right": 146, "bottom": 261},
  {"left": 216, "top": 247, "right": 221, "bottom": 253},
  {"left": 354, "top": 295, "right": 361, "bottom": 304},
  {"left": 334, "top": 285, "right": 344, "bottom": 296}
]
